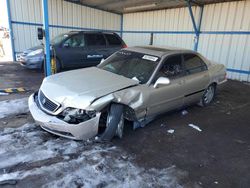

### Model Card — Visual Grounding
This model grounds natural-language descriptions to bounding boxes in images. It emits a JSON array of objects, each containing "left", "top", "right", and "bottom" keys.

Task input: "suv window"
[
  {"left": 184, "top": 54, "right": 207, "bottom": 74},
  {"left": 85, "top": 34, "right": 106, "bottom": 46},
  {"left": 154, "top": 55, "right": 184, "bottom": 81},
  {"left": 64, "top": 34, "right": 85, "bottom": 48},
  {"left": 105, "top": 34, "right": 122, "bottom": 46}
]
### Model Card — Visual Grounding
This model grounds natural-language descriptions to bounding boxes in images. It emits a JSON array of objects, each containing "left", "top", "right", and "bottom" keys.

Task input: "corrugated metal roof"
[{"left": 66, "top": 0, "right": 242, "bottom": 14}]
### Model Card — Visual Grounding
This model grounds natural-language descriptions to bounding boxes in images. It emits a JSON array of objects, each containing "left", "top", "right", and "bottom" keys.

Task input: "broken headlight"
[{"left": 58, "top": 108, "right": 96, "bottom": 124}]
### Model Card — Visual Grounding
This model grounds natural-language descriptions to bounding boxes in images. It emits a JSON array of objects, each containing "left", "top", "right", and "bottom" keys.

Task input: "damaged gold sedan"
[{"left": 29, "top": 46, "right": 227, "bottom": 141}]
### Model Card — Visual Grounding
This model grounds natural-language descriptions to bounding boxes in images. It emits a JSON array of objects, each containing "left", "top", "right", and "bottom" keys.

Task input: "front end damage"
[
  {"left": 29, "top": 83, "right": 147, "bottom": 140},
  {"left": 29, "top": 93, "right": 101, "bottom": 140}
]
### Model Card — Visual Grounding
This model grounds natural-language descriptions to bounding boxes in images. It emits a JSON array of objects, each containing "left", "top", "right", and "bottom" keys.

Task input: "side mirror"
[
  {"left": 37, "top": 27, "right": 44, "bottom": 40},
  {"left": 100, "top": 58, "right": 105, "bottom": 63},
  {"left": 153, "top": 77, "right": 170, "bottom": 88}
]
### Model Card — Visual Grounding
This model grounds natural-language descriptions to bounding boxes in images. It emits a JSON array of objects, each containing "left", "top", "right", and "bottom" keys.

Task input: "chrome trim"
[
  {"left": 38, "top": 90, "right": 61, "bottom": 115},
  {"left": 218, "top": 79, "right": 227, "bottom": 85}
]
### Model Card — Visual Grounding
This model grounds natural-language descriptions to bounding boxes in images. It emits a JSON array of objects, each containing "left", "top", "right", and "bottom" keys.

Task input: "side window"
[
  {"left": 154, "top": 55, "right": 184, "bottom": 81},
  {"left": 184, "top": 54, "right": 207, "bottom": 74},
  {"left": 85, "top": 34, "right": 106, "bottom": 46},
  {"left": 105, "top": 34, "right": 122, "bottom": 46},
  {"left": 63, "top": 34, "right": 85, "bottom": 48}
]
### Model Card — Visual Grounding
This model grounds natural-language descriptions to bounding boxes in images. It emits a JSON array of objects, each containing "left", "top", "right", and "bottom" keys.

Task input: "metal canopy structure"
[
  {"left": 66, "top": 0, "right": 240, "bottom": 14},
  {"left": 39, "top": 0, "right": 209, "bottom": 76},
  {"left": 9, "top": 0, "right": 244, "bottom": 76},
  {"left": 42, "top": 0, "right": 51, "bottom": 76}
]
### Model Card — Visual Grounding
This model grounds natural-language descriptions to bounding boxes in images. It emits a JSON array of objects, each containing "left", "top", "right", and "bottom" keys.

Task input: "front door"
[
  {"left": 146, "top": 54, "right": 186, "bottom": 117},
  {"left": 56, "top": 34, "right": 85, "bottom": 69}
]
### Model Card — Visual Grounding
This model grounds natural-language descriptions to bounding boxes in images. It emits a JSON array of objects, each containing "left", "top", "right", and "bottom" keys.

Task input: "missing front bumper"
[{"left": 28, "top": 94, "right": 101, "bottom": 140}]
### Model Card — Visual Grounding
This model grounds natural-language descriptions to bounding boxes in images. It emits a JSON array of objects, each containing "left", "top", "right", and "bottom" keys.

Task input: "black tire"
[
  {"left": 40, "top": 61, "right": 44, "bottom": 72},
  {"left": 56, "top": 58, "right": 61, "bottom": 73},
  {"left": 100, "top": 104, "right": 124, "bottom": 141},
  {"left": 199, "top": 84, "right": 216, "bottom": 107},
  {"left": 41, "top": 59, "right": 61, "bottom": 73}
]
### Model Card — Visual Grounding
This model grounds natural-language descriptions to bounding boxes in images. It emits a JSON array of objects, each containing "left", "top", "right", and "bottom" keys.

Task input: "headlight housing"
[
  {"left": 27, "top": 49, "right": 43, "bottom": 56},
  {"left": 58, "top": 108, "right": 96, "bottom": 124}
]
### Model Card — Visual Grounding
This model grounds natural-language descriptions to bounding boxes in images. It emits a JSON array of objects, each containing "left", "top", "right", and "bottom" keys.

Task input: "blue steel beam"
[
  {"left": 187, "top": 0, "right": 203, "bottom": 51},
  {"left": 6, "top": 0, "right": 15, "bottom": 61},
  {"left": 42, "top": 0, "right": 51, "bottom": 76},
  {"left": 194, "top": 5, "right": 204, "bottom": 51},
  {"left": 187, "top": 0, "right": 198, "bottom": 34},
  {"left": 120, "top": 14, "right": 123, "bottom": 38}
]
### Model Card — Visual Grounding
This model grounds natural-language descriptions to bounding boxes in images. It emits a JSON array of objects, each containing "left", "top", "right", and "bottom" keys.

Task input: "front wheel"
[
  {"left": 100, "top": 104, "right": 124, "bottom": 141},
  {"left": 199, "top": 84, "right": 216, "bottom": 106}
]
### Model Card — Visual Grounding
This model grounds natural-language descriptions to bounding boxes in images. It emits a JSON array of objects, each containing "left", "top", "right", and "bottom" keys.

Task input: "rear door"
[
  {"left": 56, "top": 34, "right": 85, "bottom": 68},
  {"left": 104, "top": 33, "right": 123, "bottom": 57},
  {"left": 182, "top": 53, "right": 210, "bottom": 105},
  {"left": 84, "top": 33, "right": 107, "bottom": 66}
]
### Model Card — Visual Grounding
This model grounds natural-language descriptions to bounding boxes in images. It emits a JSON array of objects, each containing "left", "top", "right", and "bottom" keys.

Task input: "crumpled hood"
[{"left": 40, "top": 67, "right": 139, "bottom": 109}]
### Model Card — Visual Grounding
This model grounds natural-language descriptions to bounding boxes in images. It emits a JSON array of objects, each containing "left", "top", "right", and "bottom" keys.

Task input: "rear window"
[
  {"left": 85, "top": 34, "right": 106, "bottom": 46},
  {"left": 105, "top": 34, "right": 122, "bottom": 45},
  {"left": 184, "top": 54, "right": 207, "bottom": 74}
]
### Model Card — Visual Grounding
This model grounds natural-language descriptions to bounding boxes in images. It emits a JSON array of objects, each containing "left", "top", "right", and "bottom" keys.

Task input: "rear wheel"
[
  {"left": 99, "top": 104, "right": 124, "bottom": 141},
  {"left": 200, "top": 84, "right": 216, "bottom": 106}
]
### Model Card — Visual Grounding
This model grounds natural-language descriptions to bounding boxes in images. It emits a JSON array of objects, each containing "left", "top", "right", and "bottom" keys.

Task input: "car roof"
[
  {"left": 68, "top": 30, "right": 117, "bottom": 35},
  {"left": 125, "top": 46, "right": 195, "bottom": 57}
]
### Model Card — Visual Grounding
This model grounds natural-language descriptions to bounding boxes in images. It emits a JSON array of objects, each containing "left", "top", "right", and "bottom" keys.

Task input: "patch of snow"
[
  {"left": 167, "top": 129, "right": 175, "bottom": 134},
  {"left": 0, "top": 124, "right": 186, "bottom": 187},
  {"left": 188, "top": 124, "right": 202, "bottom": 132},
  {"left": 181, "top": 110, "right": 188, "bottom": 116},
  {"left": 0, "top": 98, "right": 28, "bottom": 119},
  {"left": 160, "top": 123, "right": 166, "bottom": 127},
  {"left": 0, "top": 92, "right": 9, "bottom": 96}
]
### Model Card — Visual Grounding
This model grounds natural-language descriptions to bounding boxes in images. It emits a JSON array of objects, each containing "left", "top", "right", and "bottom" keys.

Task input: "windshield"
[
  {"left": 98, "top": 50, "right": 160, "bottom": 84},
  {"left": 50, "top": 33, "right": 69, "bottom": 45}
]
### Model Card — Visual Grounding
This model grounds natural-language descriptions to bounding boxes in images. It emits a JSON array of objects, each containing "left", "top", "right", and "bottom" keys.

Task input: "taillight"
[{"left": 122, "top": 44, "right": 128, "bottom": 48}]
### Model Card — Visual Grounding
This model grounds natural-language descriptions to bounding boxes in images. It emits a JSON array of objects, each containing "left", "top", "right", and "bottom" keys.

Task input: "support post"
[
  {"left": 187, "top": 0, "right": 203, "bottom": 51},
  {"left": 195, "top": 5, "right": 204, "bottom": 51},
  {"left": 6, "top": 0, "right": 15, "bottom": 61},
  {"left": 42, "top": 0, "right": 51, "bottom": 76},
  {"left": 120, "top": 14, "right": 123, "bottom": 38}
]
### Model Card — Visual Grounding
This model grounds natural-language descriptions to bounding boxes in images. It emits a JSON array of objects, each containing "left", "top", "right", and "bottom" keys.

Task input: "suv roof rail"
[{"left": 68, "top": 30, "right": 117, "bottom": 34}]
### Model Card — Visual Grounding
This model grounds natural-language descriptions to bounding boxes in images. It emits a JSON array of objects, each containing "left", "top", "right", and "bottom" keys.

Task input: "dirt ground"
[{"left": 0, "top": 62, "right": 250, "bottom": 188}]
